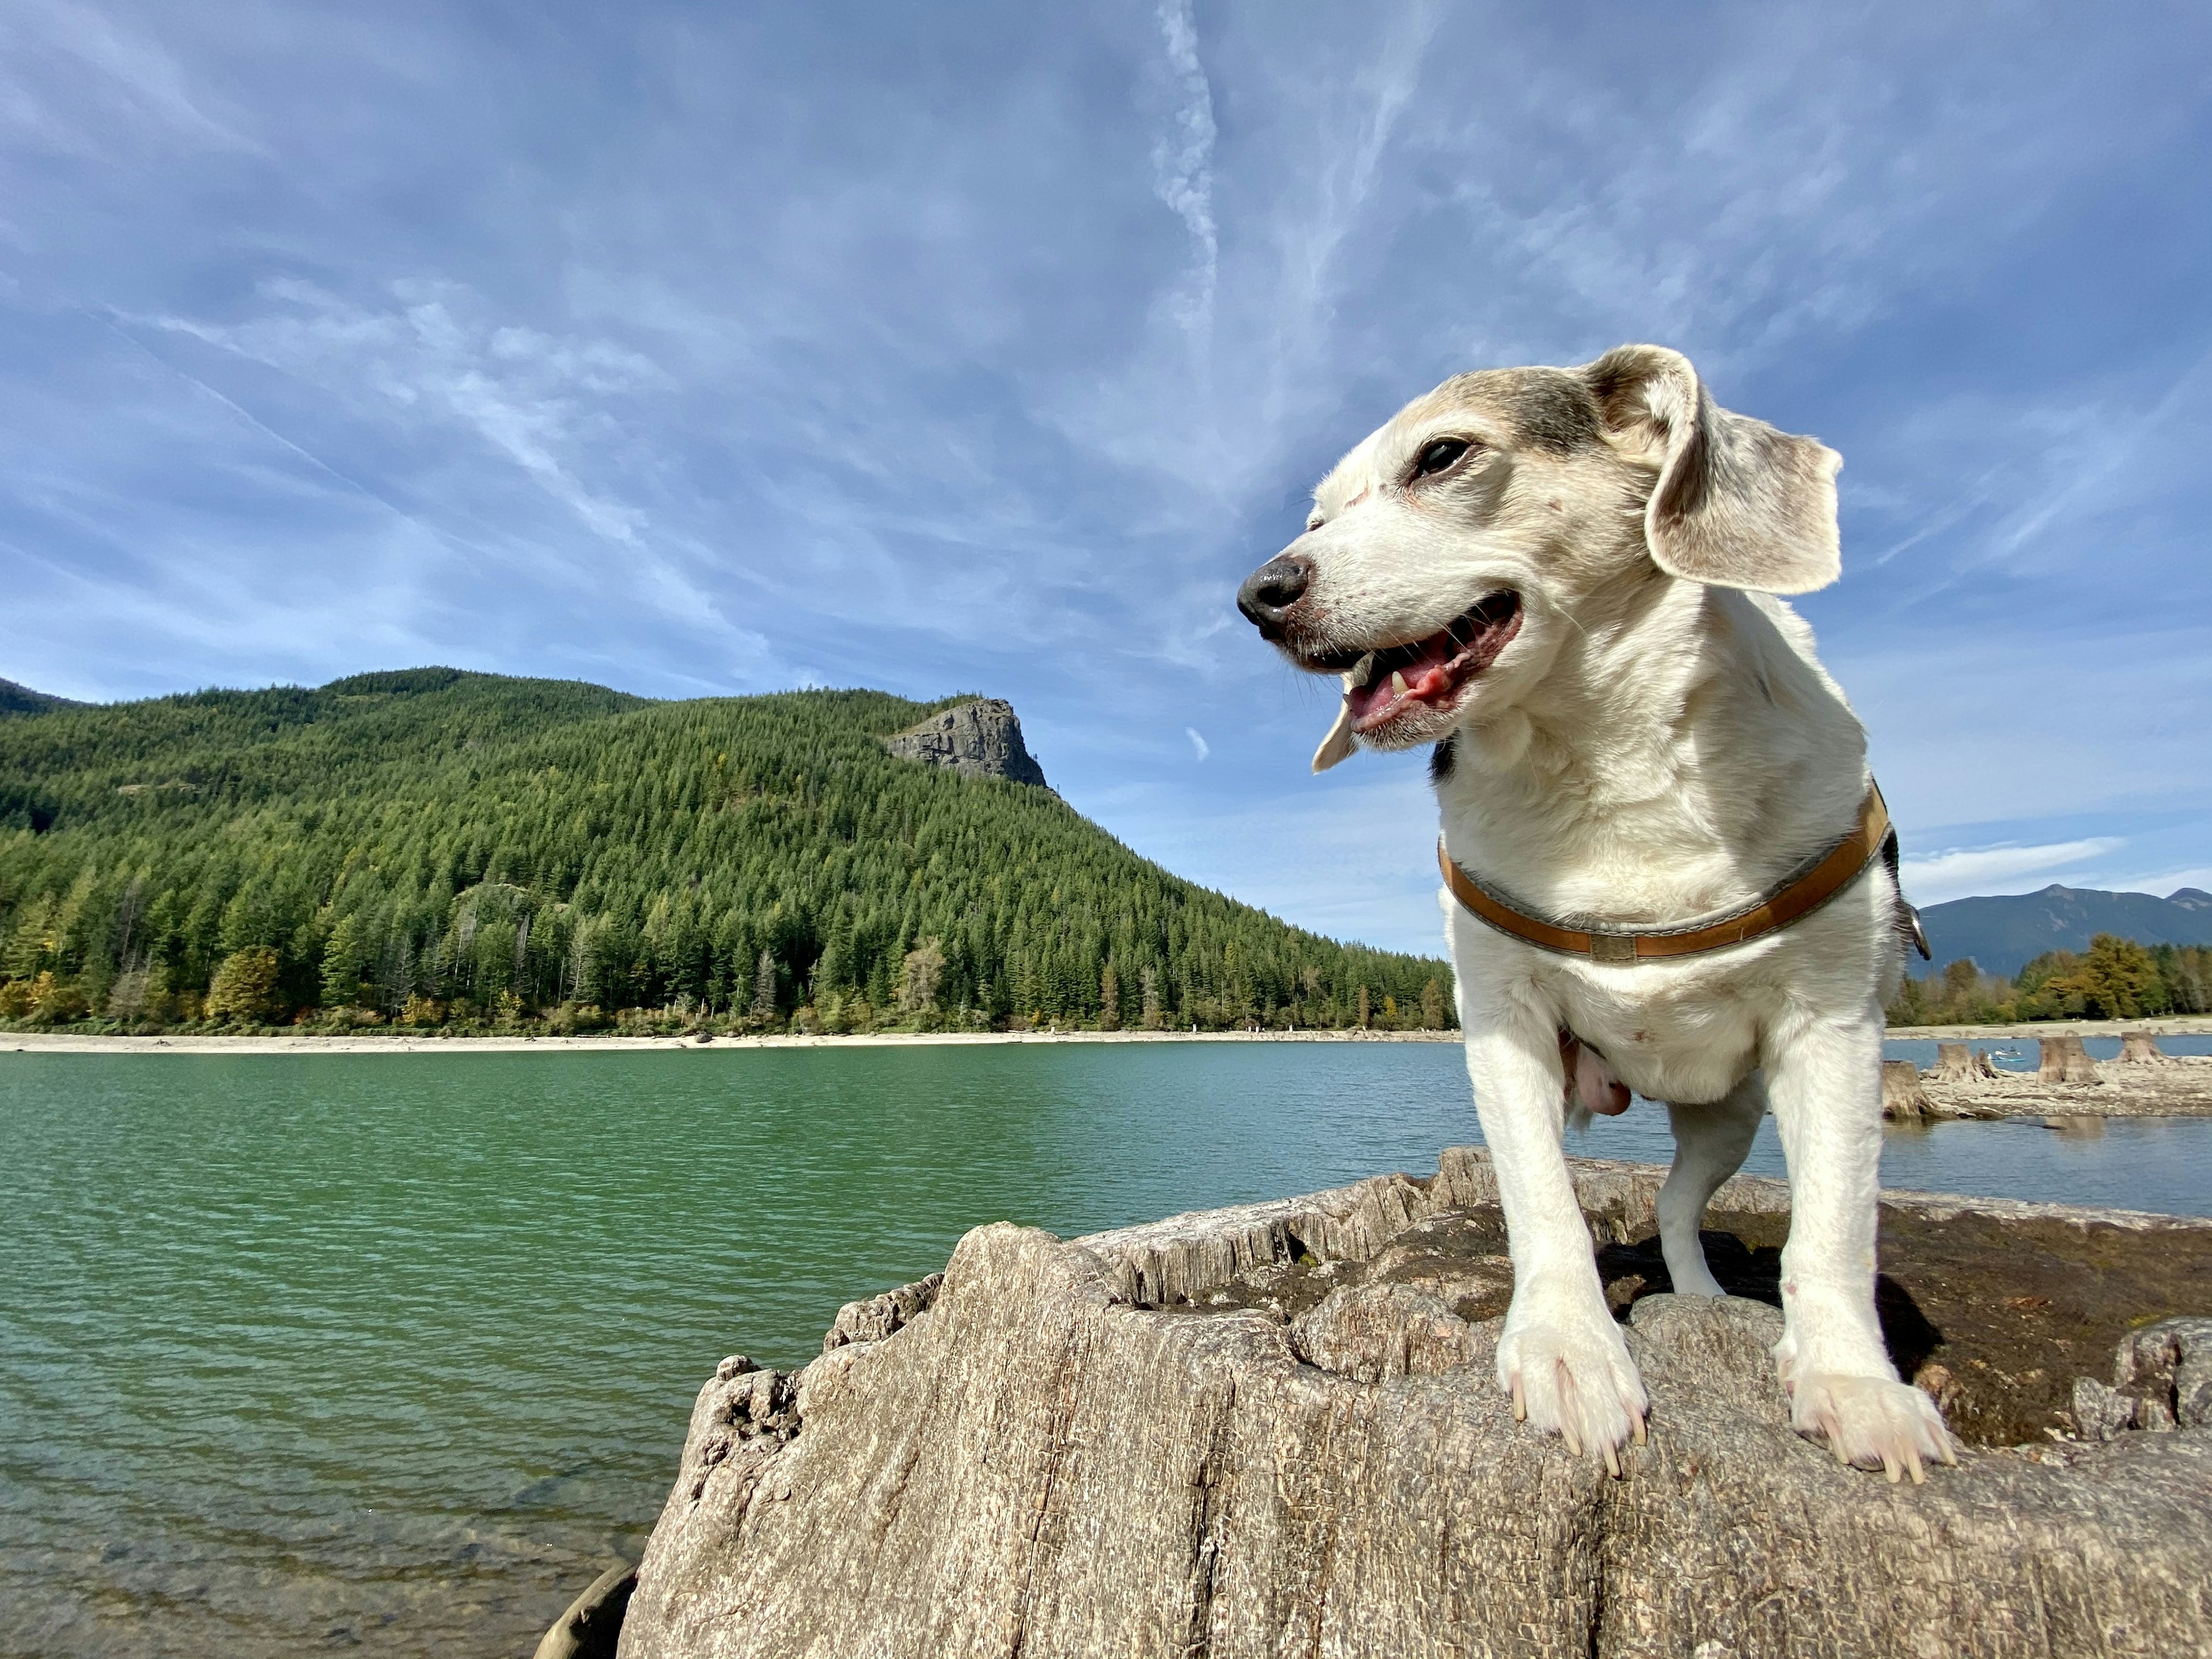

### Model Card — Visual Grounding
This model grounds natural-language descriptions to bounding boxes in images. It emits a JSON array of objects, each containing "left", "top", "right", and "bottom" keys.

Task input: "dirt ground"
[{"left": 1198, "top": 1198, "right": 2212, "bottom": 1449}]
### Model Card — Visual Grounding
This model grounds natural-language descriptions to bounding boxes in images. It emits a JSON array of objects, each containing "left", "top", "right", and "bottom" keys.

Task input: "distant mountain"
[
  {"left": 0, "top": 677, "right": 85, "bottom": 717},
  {"left": 1917, "top": 884, "right": 2212, "bottom": 977}
]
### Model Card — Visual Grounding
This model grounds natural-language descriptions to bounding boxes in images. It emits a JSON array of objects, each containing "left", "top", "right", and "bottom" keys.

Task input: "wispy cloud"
[
  {"left": 1184, "top": 726, "right": 1210, "bottom": 762},
  {"left": 3, "top": 2, "right": 2209, "bottom": 945},
  {"left": 2110, "top": 866, "right": 2212, "bottom": 899},
  {"left": 1150, "top": 0, "right": 1217, "bottom": 344},
  {"left": 0, "top": 0, "right": 258, "bottom": 158},
  {"left": 137, "top": 278, "right": 665, "bottom": 547},
  {"left": 1902, "top": 838, "right": 2126, "bottom": 906}
]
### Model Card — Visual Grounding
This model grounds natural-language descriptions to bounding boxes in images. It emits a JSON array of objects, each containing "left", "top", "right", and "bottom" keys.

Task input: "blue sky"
[{"left": 3, "top": 2, "right": 2209, "bottom": 954}]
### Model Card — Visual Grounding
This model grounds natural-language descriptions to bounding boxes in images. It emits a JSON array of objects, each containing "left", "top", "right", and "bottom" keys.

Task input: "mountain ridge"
[
  {"left": 0, "top": 676, "right": 85, "bottom": 717},
  {"left": 1916, "top": 882, "right": 2212, "bottom": 977}
]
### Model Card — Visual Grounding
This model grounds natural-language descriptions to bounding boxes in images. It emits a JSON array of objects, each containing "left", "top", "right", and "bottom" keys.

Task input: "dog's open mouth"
[{"left": 1320, "top": 592, "right": 1522, "bottom": 732}]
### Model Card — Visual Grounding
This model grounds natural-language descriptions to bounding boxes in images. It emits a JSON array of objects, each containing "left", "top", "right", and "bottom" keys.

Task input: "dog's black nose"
[{"left": 1237, "top": 555, "right": 1309, "bottom": 633}]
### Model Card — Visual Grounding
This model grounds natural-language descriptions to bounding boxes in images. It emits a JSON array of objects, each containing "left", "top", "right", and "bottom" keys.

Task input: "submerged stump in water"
[
  {"left": 1933, "top": 1040, "right": 1998, "bottom": 1081},
  {"left": 1881, "top": 1058, "right": 1931, "bottom": 1120},
  {"left": 2119, "top": 1030, "right": 2169, "bottom": 1065},
  {"left": 2038, "top": 1032, "right": 2101, "bottom": 1085}
]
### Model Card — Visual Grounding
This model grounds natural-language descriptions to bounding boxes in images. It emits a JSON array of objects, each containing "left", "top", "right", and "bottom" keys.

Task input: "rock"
[
  {"left": 882, "top": 699, "right": 1048, "bottom": 787},
  {"left": 1879, "top": 1057, "right": 1930, "bottom": 1120},
  {"left": 2073, "top": 1317, "right": 2212, "bottom": 1440},
  {"left": 2038, "top": 1032, "right": 2101, "bottom": 1084},
  {"left": 615, "top": 1150, "right": 2212, "bottom": 1658},
  {"left": 535, "top": 1562, "right": 637, "bottom": 1659}
]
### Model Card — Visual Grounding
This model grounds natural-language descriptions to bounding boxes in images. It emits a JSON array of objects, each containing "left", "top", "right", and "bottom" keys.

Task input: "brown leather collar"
[{"left": 1440, "top": 783, "right": 1902, "bottom": 963}]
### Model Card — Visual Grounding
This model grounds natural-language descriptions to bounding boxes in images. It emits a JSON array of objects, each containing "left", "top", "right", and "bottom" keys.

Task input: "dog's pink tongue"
[
  {"left": 1346, "top": 635, "right": 1459, "bottom": 722},
  {"left": 1346, "top": 677, "right": 1392, "bottom": 721}
]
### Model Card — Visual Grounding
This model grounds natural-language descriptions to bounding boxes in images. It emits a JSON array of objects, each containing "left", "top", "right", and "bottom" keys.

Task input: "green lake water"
[{"left": 2, "top": 1044, "right": 2207, "bottom": 1658}]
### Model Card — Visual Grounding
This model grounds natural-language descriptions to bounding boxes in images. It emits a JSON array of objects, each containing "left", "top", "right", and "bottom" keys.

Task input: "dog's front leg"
[
  {"left": 1461, "top": 1009, "right": 1647, "bottom": 1470},
  {"left": 1764, "top": 1009, "right": 1955, "bottom": 1482}
]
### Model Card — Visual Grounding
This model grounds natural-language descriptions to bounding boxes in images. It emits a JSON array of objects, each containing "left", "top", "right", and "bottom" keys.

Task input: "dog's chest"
[{"left": 1539, "top": 953, "right": 1764, "bottom": 1105}]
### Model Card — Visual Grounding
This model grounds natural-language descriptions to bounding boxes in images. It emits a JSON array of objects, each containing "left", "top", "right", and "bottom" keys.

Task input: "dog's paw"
[
  {"left": 1790, "top": 1372, "right": 1957, "bottom": 1483},
  {"left": 1771, "top": 1327, "right": 1797, "bottom": 1382},
  {"left": 1497, "top": 1317, "right": 1649, "bottom": 1475}
]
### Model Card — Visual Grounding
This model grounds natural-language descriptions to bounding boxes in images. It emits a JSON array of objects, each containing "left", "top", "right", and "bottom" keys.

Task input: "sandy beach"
[
  {"left": 10, "top": 1017, "right": 2211, "bottom": 1055},
  {"left": 0, "top": 1027, "right": 1467, "bottom": 1056},
  {"left": 1887, "top": 1015, "right": 2212, "bottom": 1041}
]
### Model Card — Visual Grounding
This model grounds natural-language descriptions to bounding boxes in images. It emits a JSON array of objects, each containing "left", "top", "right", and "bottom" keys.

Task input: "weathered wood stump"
[
  {"left": 1933, "top": 1040, "right": 1999, "bottom": 1081},
  {"left": 2119, "top": 1031, "right": 2169, "bottom": 1065},
  {"left": 1880, "top": 1057, "right": 1931, "bottom": 1120},
  {"left": 2038, "top": 1032, "right": 2101, "bottom": 1084},
  {"left": 536, "top": 1563, "right": 635, "bottom": 1659},
  {"left": 613, "top": 1150, "right": 2212, "bottom": 1659}
]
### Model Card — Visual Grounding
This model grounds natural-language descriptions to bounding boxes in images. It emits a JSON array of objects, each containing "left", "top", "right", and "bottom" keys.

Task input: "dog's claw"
[
  {"left": 1498, "top": 1319, "right": 1646, "bottom": 1472},
  {"left": 1793, "top": 1372, "right": 1956, "bottom": 1483}
]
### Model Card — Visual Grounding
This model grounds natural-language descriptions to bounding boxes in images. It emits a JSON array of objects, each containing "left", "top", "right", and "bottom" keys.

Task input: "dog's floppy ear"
[{"left": 1581, "top": 344, "right": 1842, "bottom": 594}]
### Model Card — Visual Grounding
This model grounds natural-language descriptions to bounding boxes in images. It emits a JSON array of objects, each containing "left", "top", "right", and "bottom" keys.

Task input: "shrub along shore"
[{"left": 1887, "top": 934, "right": 2212, "bottom": 1026}]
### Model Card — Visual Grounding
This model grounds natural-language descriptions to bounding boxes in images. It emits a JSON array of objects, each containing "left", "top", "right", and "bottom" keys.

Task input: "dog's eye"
[{"left": 1414, "top": 437, "right": 1472, "bottom": 478}]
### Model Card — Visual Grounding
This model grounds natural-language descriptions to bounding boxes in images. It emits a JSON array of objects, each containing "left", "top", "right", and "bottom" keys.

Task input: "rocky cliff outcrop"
[
  {"left": 615, "top": 1152, "right": 2212, "bottom": 1658},
  {"left": 882, "top": 699, "right": 1048, "bottom": 787}
]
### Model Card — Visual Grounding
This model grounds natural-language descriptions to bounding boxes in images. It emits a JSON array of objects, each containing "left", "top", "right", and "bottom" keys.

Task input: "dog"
[{"left": 1237, "top": 345, "right": 1953, "bottom": 1482}]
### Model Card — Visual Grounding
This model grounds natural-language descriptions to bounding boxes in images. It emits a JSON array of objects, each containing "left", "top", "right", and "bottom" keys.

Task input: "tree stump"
[
  {"left": 2118, "top": 1031, "right": 2168, "bottom": 1065},
  {"left": 1881, "top": 1058, "right": 1931, "bottom": 1120},
  {"left": 2037, "top": 1033, "right": 2101, "bottom": 1085},
  {"left": 1931, "top": 1041, "right": 1998, "bottom": 1081}
]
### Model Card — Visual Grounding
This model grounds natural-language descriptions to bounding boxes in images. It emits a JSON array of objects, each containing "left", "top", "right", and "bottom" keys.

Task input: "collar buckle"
[{"left": 1588, "top": 931, "right": 1638, "bottom": 964}]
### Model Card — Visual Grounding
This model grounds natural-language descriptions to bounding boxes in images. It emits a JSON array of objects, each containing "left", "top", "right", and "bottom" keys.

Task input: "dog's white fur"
[{"left": 1256, "top": 346, "right": 1952, "bottom": 1482}]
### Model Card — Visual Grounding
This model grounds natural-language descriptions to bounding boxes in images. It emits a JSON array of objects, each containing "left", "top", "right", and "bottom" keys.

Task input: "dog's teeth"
[{"left": 1390, "top": 670, "right": 1410, "bottom": 696}]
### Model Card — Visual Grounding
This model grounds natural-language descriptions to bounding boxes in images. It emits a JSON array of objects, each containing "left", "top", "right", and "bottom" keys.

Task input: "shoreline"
[
  {"left": 7, "top": 1014, "right": 2210, "bottom": 1056},
  {"left": 0, "top": 1027, "right": 1467, "bottom": 1056},
  {"left": 1885, "top": 1014, "right": 2212, "bottom": 1040}
]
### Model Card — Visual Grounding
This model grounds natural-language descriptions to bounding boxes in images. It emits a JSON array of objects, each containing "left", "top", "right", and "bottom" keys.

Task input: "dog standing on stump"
[{"left": 1238, "top": 346, "right": 1949, "bottom": 1482}]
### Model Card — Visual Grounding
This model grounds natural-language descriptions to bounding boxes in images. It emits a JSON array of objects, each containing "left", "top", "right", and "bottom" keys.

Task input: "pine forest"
[{"left": 0, "top": 669, "right": 1457, "bottom": 1036}]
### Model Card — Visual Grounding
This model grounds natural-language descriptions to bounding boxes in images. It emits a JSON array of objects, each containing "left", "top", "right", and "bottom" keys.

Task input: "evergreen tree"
[{"left": 321, "top": 915, "right": 368, "bottom": 1009}]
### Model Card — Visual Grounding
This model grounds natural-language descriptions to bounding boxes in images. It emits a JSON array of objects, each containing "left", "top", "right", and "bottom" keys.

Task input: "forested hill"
[{"left": 0, "top": 668, "right": 1453, "bottom": 1034}]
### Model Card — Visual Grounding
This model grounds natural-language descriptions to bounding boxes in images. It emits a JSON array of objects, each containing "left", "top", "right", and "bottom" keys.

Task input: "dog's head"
[{"left": 1236, "top": 346, "right": 1842, "bottom": 768}]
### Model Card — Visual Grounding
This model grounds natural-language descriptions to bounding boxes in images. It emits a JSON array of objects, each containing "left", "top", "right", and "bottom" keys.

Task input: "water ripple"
[{"left": 1, "top": 1044, "right": 2205, "bottom": 1657}]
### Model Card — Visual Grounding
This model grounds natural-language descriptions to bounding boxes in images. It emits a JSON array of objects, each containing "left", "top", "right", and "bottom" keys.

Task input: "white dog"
[{"left": 1238, "top": 346, "right": 1953, "bottom": 1482}]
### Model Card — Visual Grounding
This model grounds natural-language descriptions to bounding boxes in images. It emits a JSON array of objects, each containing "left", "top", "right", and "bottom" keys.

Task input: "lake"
[{"left": 3, "top": 1043, "right": 2209, "bottom": 1658}]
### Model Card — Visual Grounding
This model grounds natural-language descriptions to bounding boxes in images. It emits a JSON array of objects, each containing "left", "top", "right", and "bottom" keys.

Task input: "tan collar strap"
[{"left": 1438, "top": 784, "right": 1894, "bottom": 963}]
